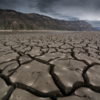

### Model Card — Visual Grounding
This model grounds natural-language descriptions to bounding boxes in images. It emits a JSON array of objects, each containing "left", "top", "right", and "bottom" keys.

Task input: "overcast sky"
[{"left": 0, "top": 0, "right": 100, "bottom": 26}]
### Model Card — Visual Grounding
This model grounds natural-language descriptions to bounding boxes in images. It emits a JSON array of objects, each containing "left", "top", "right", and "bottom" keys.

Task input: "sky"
[{"left": 0, "top": 0, "right": 100, "bottom": 27}]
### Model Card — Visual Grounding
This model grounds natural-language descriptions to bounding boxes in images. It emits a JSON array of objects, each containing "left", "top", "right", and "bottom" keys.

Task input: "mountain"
[
  {"left": 86, "top": 20, "right": 100, "bottom": 31},
  {"left": 94, "top": 27, "right": 100, "bottom": 31},
  {"left": 87, "top": 20, "right": 100, "bottom": 27},
  {"left": 0, "top": 9, "right": 94, "bottom": 31}
]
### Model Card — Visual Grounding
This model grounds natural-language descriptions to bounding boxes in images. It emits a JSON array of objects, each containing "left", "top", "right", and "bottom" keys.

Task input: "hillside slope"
[{"left": 0, "top": 9, "right": 93, "bottom": 31}]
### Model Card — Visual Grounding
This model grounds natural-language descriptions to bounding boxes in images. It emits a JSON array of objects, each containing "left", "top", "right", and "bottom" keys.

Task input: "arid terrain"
[
  {"left": 0, "top": 31, "right": 100, "bottom": 100},
  {"left": 0, "top": 9, "right": 94, "bottom": 31}
]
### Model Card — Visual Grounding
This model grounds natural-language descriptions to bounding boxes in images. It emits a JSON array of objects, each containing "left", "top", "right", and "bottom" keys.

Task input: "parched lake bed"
[{"left": 0, "top": 31, "right": 100, "bottom": 100}]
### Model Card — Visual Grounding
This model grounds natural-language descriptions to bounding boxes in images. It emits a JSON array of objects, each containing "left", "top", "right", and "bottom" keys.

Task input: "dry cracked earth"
[{"left": 0, "top": 32, "right": 100, "bottom": 100}]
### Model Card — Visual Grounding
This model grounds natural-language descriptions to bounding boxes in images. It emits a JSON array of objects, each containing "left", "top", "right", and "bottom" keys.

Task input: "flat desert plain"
[{"left": 0, "top": 31, "right": 100, "bottom": 100}]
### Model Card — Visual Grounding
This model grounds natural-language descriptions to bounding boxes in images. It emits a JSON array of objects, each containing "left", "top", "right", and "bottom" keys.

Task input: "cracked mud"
[{"left": 0, "top": 32, "right": 100, "bottom": 100}]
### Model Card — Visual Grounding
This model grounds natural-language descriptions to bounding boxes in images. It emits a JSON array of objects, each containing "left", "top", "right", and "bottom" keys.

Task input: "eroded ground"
[{"left": 0, "top": 31, "right": 100, "bottom": 100}]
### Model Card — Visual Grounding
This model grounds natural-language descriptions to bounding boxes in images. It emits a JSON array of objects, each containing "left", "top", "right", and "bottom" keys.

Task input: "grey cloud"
[
  {"left": 31, "top": 0, "right": 100, "bottom": 21},
  {"left": 0, "top": 0, "right": 100, "bottom": 25}
]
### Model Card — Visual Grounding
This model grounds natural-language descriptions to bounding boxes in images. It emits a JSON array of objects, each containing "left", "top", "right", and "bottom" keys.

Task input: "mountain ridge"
[{"left": 0, "top": 9, "right": 94, "bottom": 31}]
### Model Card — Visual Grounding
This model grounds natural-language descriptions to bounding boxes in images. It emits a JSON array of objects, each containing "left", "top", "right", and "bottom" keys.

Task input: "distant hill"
[
  {"left": 0, "top": 9, "right": 94, "bottom": 31},
  {"left": 94, "top": 27, "right": 100, "bottom": 31}
]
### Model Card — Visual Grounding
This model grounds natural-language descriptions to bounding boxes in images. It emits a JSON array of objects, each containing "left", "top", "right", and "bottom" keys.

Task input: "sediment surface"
[{"left": 0, "top": 31, "right": 100, "bottom": 100}]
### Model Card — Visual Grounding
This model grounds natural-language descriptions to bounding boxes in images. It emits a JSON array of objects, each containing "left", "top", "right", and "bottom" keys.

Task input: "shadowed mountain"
[
  {"left": 0, "top": 9, "right": 94, "bottom": 31},
  {"left": 94, "top": 27, "right": 100, "bottom": 31}
]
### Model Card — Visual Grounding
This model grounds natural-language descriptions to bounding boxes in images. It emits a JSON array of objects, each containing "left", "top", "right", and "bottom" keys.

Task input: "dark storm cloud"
[
  {"left": 0, "top": 0, "right": 19, "bottom": 8},
  {"left": 27, "top": 0, "right": 100, "bottom": 21},
  {"left": 0, "top": 0, "right": 38, "bottom": 13},
  {"left": 35, "top": 0, "right": 56, "bottom": 12},
  {"left": 0, "top": 0, "right": 100, "bottom": 23},
  {"left": 34, "top": 0, "right": 98, "bottom": 12}
]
